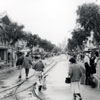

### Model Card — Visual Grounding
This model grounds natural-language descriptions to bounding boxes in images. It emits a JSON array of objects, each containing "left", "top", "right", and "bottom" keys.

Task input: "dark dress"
[
  {"left": 84, "top": 62, "right": 91, "bottom": 85},
  {"left": 90, "top": 57, "right": 96, "bottom": 74}
]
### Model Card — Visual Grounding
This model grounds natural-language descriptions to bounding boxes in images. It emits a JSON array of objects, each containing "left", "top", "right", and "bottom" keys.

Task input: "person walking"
[
  {"left": 32, "top": 55, "right": 45, "bottom": 91},
  {"left": 22, "top": 53, "right": 33, "bottom": 79},
  {"left": 68, "top": 57, "right": 83, "bottom": 100},
  {"left": 33, "top": 56, "right": 44, "bottom": 72},
  {"left": 16, "top": 52, "right": 24, "bottom": 80}
]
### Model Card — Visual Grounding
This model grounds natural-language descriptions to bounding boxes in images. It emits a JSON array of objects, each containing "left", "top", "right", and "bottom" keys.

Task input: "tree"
[
  {"left": 0, "top": 13, "right": 56, "bottom": 53},
  {"left": 67, "top": 38, "right": 77, "bottom": 52},
  {"left": 77, "top": 3, "right": 100, "bottom": 43},
  {"left": 72, "top": 28, "right": 89, "bottom": 48},
  {"left": 39, "top": 39, "right": 54, "bottom": 52},
  {"left": 1, "top": 22, "right": 25, "bottom": 46},
  {"left": 67, "top": 28, "right": 89, "bottom": 51},
  {"left": 52, "top": 46, "right": 61, "bottom": 53},
  {"left": 67, "top": 3, "right": 100, "bottom": 51},
  {"left": 26, "top": 33, "right": 40, "bottom": 49}
]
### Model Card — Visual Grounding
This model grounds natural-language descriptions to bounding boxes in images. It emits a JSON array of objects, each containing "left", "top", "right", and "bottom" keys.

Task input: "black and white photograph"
[{"left": 0, "top": 0, "right": 100, "bottom": 100}]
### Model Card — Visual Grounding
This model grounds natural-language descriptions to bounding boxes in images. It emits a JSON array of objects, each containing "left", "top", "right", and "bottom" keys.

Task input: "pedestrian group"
[
  {"left": 68, "top": 51, "right": 99, "bottom": 100},
  {"left": 16, "top": 50, "right": 99, "bottom": 100}
]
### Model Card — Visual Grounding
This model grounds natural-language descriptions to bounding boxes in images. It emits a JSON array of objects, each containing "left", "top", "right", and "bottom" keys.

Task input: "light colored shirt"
[{"left": 84, "top": 55, "right": 90, "bottom": 65}]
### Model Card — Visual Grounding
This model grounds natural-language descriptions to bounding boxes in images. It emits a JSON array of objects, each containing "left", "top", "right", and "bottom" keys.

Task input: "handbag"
[{"left": 65, "top": 77, "right": 71, "bottom": 84}]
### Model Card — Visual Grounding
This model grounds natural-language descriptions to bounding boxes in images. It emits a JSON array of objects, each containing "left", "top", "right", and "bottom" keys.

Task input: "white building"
[{"left": 84, "top": 31, "right": 96, "bottom": 51}]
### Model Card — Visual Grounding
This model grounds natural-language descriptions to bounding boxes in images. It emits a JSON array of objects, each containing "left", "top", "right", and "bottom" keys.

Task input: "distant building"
[
  {"left": 0, "top": 12, "right": 13, "bottom": 68},
  {"left": 84, "top": 31, "right": 96, "bottom": 51},
  {"left": 15, "top": 40, "right": 30, "bottom": 56},
  {"left": 0, "top": 11, "right": 10, "bottom": 25}
]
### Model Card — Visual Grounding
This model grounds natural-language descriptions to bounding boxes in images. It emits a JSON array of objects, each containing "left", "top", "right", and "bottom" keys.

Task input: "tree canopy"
[
  {"left": 26, "top": 33, "right": 40, "bottom": 49},
  {"left": 67, "top": 28, "right": 90, "bottom": 51},
  {"left": 77, "top": 3, "right": 100, "bottom": 43},
  {"left": 67, "top": 3, "right": 100, "bottom": 51},
  {"left": 39, "top": 39, "right": 55, "bottom": 52},
  {"left": 4, "top": 22, "right": 25, "bottom": 45},
  {"left": 0, "top": 22, "right": 25, "bottom": 45},
  {"left": 0, "top": 15, "right": 56, "bottom": 52}
]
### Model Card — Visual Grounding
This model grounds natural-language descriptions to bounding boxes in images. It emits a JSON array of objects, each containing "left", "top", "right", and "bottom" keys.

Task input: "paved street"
[
  {"left": 43, "top": 57, "right": 100, "bottom": 100},
  {"left": 0, "top": 55, "right": 100, "bottom": 100}
]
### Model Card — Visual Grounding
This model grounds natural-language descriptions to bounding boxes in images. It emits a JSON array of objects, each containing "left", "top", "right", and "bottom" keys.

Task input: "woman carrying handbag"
[
  {"left": 68, "top": 57, "right": 83, "bottom": 100},
  {"left": 65, "top": 75, "right": 71, "bottom": 84}
]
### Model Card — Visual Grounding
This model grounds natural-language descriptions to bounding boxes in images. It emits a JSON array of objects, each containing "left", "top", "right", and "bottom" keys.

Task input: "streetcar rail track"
[
  {"left": 0, "top": 58, "right": 55, "bottom": 99},
  {"left": 13, "top": 60, "right": 58, "bottom": 100},
  {"left": 32, "top": 59, "right": 63, "bottom": 100},
  {"left": 0, "top": 58, "right": 53, "bottom": 94},
  {"left": 14, "top": 59, "right": 63, "bottom": 100},
  {"left": 0, "top": 57, "right": 64, "bottom": 100}
]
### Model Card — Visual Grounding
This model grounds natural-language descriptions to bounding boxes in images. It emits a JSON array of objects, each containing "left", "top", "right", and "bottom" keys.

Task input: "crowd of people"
[
  {"left": 68, "top": 50, "right": 99, "bottom": 100},
  {"left": 16, "top": 51, "right": 45, "bottom": 91},
  {"left": 16, "top": 51, "right": 45, "bottom": 79},
  {"left": 16, "top": 50, "right": 100, "bottom": 100}
]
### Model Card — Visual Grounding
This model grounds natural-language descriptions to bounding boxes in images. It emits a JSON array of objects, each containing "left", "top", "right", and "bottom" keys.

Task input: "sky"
[{"left": 0, "top": 0, "right": 99, "bottom": 45}]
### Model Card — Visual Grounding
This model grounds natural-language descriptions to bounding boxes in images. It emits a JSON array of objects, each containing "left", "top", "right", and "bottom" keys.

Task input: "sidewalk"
[{"left": 81, "top": 84, "right": 100, "bottom": 100}]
